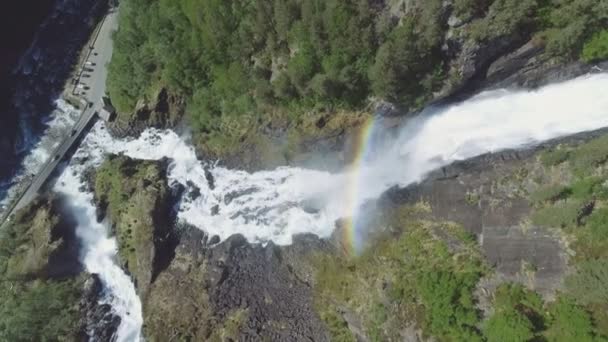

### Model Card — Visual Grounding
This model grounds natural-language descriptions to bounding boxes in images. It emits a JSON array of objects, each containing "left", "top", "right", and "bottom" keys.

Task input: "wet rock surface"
[
  {"left": 79, "top": 274, "right": 121, "bottom": 342},
  {"left": 381, "top": 128, "right": 608, "bottom": 297},
  {"left": 107, "top": 88, "right": 184, "bottom": 139}
]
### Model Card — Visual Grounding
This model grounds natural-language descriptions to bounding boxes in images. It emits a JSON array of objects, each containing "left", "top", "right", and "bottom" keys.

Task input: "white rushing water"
[
  {"left": 54, "top": 123, "right": 143, "bottom": 342},
  {"left": 103, "top": 73, "right": 608, "bottom": 244},
  {"left": 48, "top": 73, "right": 608, "bottom": 341}
]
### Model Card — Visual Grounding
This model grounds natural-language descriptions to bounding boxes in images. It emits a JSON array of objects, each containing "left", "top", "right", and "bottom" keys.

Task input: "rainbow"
[{"left": 341, "top": 116, "right": 380, "bottom": 256}]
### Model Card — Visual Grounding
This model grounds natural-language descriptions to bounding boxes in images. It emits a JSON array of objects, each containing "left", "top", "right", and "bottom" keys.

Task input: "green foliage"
[
  {"left": 369, "top": 3, "right": 445, "bottom": 109},
  {"left": 469, "top": 0, "right": 538, "bottom": 41},
  {"left": 530, "top": 184, "right": 571, "bottom": 203},
  {"left": 416, "top": 269, "right": 482, "bottom": 340},
  {"left": 484, "top": 308, "right": 535, "bottom": 342},
  {"left": 541, "top": 0, "right": 607, "bottom": 59},
  {"left": 582, "top": 30, "right": 608, "bottom": 62},
  {"left": 586, "top": 208, "right": 608, "bottom": 240},
  {"left": 544, "top": 297, "right": 596, "bottom": 342},
  {"left": 453, "top": 0, "right": 493, "bottom": 20},
  {"left": 0, "top": 201, "right": 83, "bottom": 341},
  {"left": 95, "top": 155, "right": 168, "bottom": 273},
  {"left": 313, "top": 211, "right": 486, "bottom": 341},
  {"left": 570, "top": 135, "right": 608, "bottom": 175},
  {"left": 482, "top": 283, "right": 604, "bottom": 342},
  {"left": 566, "top": 258, "right": 608, "bottom": 306},
  {"left": 318, "top": 309, "right": 357, "bottom": 342},
  {"left": 570, "top": 177, "right": 608, "bottom": 200},
  {"left": 482, "top": 284, "right": 544, "bottom": 341},
  {"left": 540, "top": 148, "right": 570, "bottom": 167},
  {"left": 108, "top": 0, "right": 449, "bottom": 148},
  {"left": 531, "top": 200, "right": 582, "bottom": 228},
  {"left": 0, "top": 278, "right": 83, "bottom": 341}
]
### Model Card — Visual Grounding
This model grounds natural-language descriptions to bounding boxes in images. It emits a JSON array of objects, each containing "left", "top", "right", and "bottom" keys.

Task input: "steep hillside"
[{"left": 107, "top": 0, "right": 608, "bottom": 170}]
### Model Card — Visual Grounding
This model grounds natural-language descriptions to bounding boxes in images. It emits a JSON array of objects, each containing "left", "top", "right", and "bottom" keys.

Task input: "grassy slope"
[
  {"left": 0, "top": 198, "right": 84, "bottom": 341},
  {"left": 312, "top": 134, "right": 608, "bottom": 341}
]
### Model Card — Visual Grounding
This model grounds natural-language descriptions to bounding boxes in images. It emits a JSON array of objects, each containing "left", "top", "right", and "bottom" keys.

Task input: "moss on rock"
[{"left": 94, "top": 155, "right": 174, "bottom": 298}]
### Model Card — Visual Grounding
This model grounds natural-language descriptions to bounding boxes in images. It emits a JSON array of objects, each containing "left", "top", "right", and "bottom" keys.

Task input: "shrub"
[
  {"left": 417, "top": 269, "right": 482, "bottom": 340},
  {"left": 452, "top": 0, "right": 493, "bottom": 20},
  {"left": 540, "top": 148, "right": 570, "bottom": 167},
  {"left": 484, "top": 308, "right": 535, "bottom": 342},
  {"left": 544, "top": 297, "right": 595, "bottom": 342},
  {"left": 581, "top": 30, "right": 608, "bottom": 63},
  {"left": 531, "top": 200, "right": 583, "bottom": 228},
  {"left": 542, "top": 0, "right": 605, "bottom": 59},
  {"left": 469, "top": 0, "right": 537, "bottom": 41},
  {"left": 313, "top": 215, "right": 486, "bottom": 341},
  {"left": 530, "top": 184, "right": 572, "bottom": 203},
  {"left": 565, "top": 258, "right": 608, "bottom": 306},
  {"left": 482, "top": 284, "right": 544, "bottom": 342},
  {"left": 0, "top": 279, "right": 83, "bottom": 341},
  {"left": 570, "top": 135, "right": 608, "bottom": 175},
  {"left": 587, "top": 208, "right": 608, "bottom": 241},
  {"left": 570, "top": 177, "right": 607, "bottom": 200}
]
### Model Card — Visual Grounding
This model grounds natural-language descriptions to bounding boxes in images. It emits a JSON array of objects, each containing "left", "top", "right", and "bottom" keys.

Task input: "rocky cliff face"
[
  {"left": 143, "top": 228, "right": 332, "bottom": 341},
  {"left": 93, "top": 155, "right": 178, "bottom": 299},
  {"left": 98, "top": 127, "right": 608, "bottom": 340}
]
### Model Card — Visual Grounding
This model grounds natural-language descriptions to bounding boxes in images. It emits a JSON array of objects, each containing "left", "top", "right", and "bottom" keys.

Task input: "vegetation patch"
[
  {"left": 0, "top": 198, "right": 84, "bottom": 341},
  {"left": 312, "top": 205, "right": 486, "bottom": 341},
  {"left": 540, "top": 148, "right": 570, "bottom": 167},
  {"left": 107, "top": 0, "right": 451, "bottom": 162},
  {"left": 581, "top": 29, "right": 608, "bottom": 63},
  {"left": 527, "top": 135, "right": 608, "bottom": 336},
  {"left": 531, "top": 199, "right": 583, "bottom": 228},
  {"left": 530, "top": 184, "right": 572, "bottom": 203},
  {"left": 95, "top": 155, "right": 170, "bottom": 289},
  {"left": 483, "top": 284, "right": 600, "bottom": 342}
]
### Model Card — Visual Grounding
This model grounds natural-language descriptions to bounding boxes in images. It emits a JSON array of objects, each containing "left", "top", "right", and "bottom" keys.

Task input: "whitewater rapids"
[{"left": 50, "top": 72, "right": 608, "bottom": 340}]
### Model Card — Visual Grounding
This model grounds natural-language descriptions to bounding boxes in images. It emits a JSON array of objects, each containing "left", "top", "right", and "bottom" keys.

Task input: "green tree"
[
  {"left": 484, "top": 308, "right": 535, "bottom": 342},
  {"left": 482, "top": 284, "right": 545, "bottom": 342},
  {"left": 416, "top": 270, "right": 481, "bottom": 339},
  {"left": 544, "top": 297, "right": 595, "bottom": 342},
  {"left": 581, "top": 30, "right": 608, "bottom": 62},
  {"left": 566, "top": 258, "right": 608, "bottom": 306}
]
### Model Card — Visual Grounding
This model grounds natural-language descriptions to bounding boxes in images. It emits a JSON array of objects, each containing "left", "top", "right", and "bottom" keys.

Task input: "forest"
[{"left": 108, "top": 0, "right": 607, "bottom": 139}]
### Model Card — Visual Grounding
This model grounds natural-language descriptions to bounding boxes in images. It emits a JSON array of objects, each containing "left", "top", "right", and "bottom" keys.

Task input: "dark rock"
[
  {"left": 141, "top": 223, "right": 331, "bottom": 340},
  {"left": 206, "top": 234, "right": 330, "bottom": 341},
  {"left": 224, "top": 187, "right": 259, "bottom": 205},
  {"left": 208, "top": 235, "right": 220, "bottom": 245},
  {"left": 107, "top": 87, "right": 184, "bottom": 139},
  {"left": 186, "top": 180, "right": 201, "bottom": 201},
  {"left": 483, "top": 40, "right": 608, "bottom": 90},
  {"left": 210, "top": 204, "right": 220, "bottom": 216},
  {"left": 204, "top": 167, "right": 215, "bottom": 190},
  {"left": 79, "top": 274, "right": 121, "bottom": 342},
  {"left": 377, "top": 129, "right": 608, "bottom": 297}
]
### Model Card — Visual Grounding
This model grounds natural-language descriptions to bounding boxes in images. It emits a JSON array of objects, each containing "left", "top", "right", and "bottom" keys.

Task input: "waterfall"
[{"left": 47, "top": 72, "right": 608, "bottom": 340}]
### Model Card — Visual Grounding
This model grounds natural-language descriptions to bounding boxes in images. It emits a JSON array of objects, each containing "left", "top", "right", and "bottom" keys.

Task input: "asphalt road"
[{"left": 1, "top": 8, "right": 119, "bottom": 223}]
